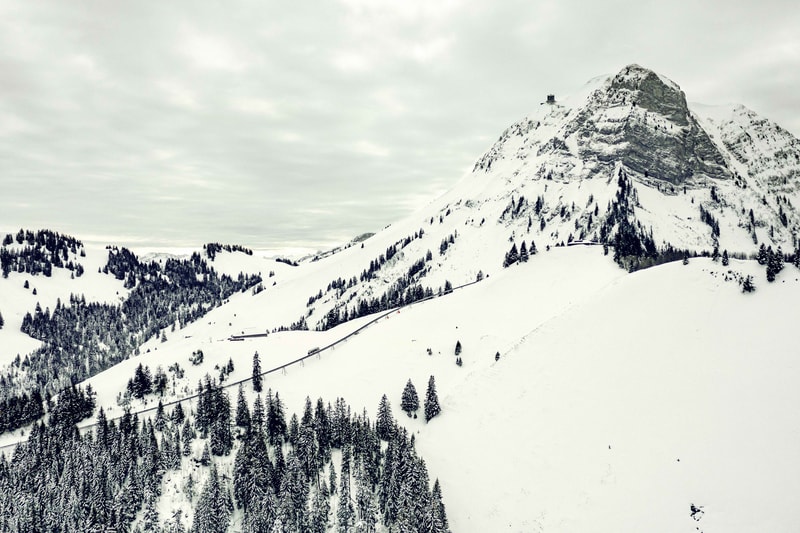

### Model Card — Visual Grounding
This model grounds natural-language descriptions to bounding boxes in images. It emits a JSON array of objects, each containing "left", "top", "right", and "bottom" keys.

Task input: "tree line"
[
  {"left": 0, "top": 246, "right": 260, "bottom": 435},
  {"left": 0, "top": 377, "right": 450, "bottom": 533}
]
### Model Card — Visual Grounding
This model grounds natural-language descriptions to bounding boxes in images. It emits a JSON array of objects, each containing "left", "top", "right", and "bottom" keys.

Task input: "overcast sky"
[{"left": 1, "top": 0, "right": 798, "bottom": 252}]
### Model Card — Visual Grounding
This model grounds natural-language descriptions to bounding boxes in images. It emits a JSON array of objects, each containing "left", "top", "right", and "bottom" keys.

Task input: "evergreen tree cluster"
[
  {"left": 0, "top": 378, "right": 451, "bottom": 533},
  {"left": 306, "top": 229, "right": 426, "bottom": 307},
  {"left": 0, "top": 405, "right": 180, "bottom": 533},
  {"left": 230, "top": 392, "right": 450, "bottom": 533},
  {"left": 0, "top": 247, "right": 260, "bottom": 435},
  {"left": 128, "top": 363, "right": 154, "bottom": 399},
  {"left": 503, "top": 239, "right": 536, "bottom": 267},
  {"left": 439, "top": 232, "right": 457, "bottom": 255},
  {"left": 195, "top": 376, "right": 233, "bottom": 456},
  {"left": 125, "top": 364, "right": 169, "bottom": 400},
  {"left": 757, "top": 243, "right": 786, "bottom": 282},
  {"left": 741, "top": 274, "right": 756, "bottom": 293},
  {"left": 699, "top": 205, "right": 721, "bottom": 237},
  {"left": 1, "top": 229, "right": 84, "bottom": 278},
  {"left": 193, "top": 463, "right": 232, "bottom": 533},
  {"left": 610, "top": 218, "right": 657, "bottom": 268},
  {"left": 500, "top": 194, "right": 532, "bottom": 221},
  {"left": 595, "top": 176, "right": 707, "bottom": 273},
  {"left": 301, "top": 228, "right": 466, "bottom": 330},
  {"left": 203, "top": 242, "right": 253, "bottom": 261},
  {"left": 407, "top": 251, "right": 432, "bottom": 279},
  {"left": 49, "top": 384, "right": 97, "bottom": 427},
  {"left": 275, "top": 257, "right": 300, "bottom": 267},
  {"left": 0, "top": 389, "right": 43, "bottom": 434},
  {"left": 317, "top": 277, "right": 439, "bottom": 331}
]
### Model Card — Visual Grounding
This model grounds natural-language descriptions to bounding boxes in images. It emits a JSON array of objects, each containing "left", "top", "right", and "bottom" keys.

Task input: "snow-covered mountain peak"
[{"left": 460, "top": 65, "right": 800, "bottom": 261}]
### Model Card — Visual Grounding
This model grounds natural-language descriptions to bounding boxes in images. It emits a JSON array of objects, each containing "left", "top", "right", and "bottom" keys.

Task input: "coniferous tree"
[
  {"left": 172, "top": 402, "right": 185, "bottom": 425},
  {"left": 193, "top": 463, "right": 230, "bottom": 533},
  {"left": 376, "top": 394, "right": 394, "bottom": 440},
  {"left": 267, "top": 391, "right": 287, "bottom": 445},
  {"left": 301, "top": 396, "right": 314, "bottom": 427},
  {"left": 454, "top": 341, "right": 462, "bottom": 356},
  {"left": 0, "top": 310, "right": 4, "bottom": 330},
  {"left": 307, "top": 482, "right": 330, "bottom": 533},
  {"left": 519, "top": 241, "right": 529, "bottom": 262},
  {"left": 128, "top": 363, "right": 153, "bottom": 399},
  {"left": 757, "top": 243, "right": 768, "bottom": 265},
  {"left": 154, "top": 400, "right": 166, "bottom": 431},
  {"left": 243, "top": 487, "right": 277, "bottom": 533},
  {"left": 314, "top": 398, "right": 331, "bottom": 462},
  {"left": 767, "top": 246, "right": 784, "bottom": 282},
  {"left": 355, "top": 467, "right": 379, "bottom": 531},
  {"left": 329, "top": 461, "right": 337, "bottom": 496},
  {"left": 210, "top": 405, "right": 233, "bottom": 456},
  {"left": 401, "top": 379, "right": 419, "bottom": 417},
  {"left": 288, "top": 413, "right": 300, "bottom": 447},
  {"left": 252, "top": 352, "right": 263, "bottom": 393},
  {"left": 429, "top": 478, "right": 450, "bottom": 533},
  {"left": 742, "top": 275, "right": 756, "bottom": 293},
  {"left": 252, "top": 394, "right": 265, "bottom": 430},
  {"left": 153, "top": 366, "right": 168, "bottom": 396},
  {"left": 236, "top": 384, "right": 251, "bottom": 430},
  {"left": 182, "top": 418, "right": 194, "bottom": 456},
  {"left": 424, "top": 375, "right": 441, "bottom": 422},
  {"left": 503, "top": 243, "right": 519, "bottom": 267},
  {"left": 337, "top": 445, "right": 355, "bottom": 531},
  {"left": 722, "top": 249, "right": 729, "bottom": 266}
]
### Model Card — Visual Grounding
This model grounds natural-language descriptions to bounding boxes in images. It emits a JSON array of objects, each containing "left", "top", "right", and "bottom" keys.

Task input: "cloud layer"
[{"left": 1, "top": 0, "right": 798, "bottom": 251}]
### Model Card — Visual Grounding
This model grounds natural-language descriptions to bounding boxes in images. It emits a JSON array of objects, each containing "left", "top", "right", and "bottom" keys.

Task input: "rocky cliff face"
[{"left": 566, "top": 64, "right": 729, "bottom": 186}]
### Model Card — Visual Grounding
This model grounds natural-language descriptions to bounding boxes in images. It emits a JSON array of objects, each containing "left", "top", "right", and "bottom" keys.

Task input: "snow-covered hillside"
[
  {"left": 5, "top": 244, "right": 798, "bottom": 532},
  {"left": 2, "top": 64, "right": 800, "bottom": 532},
  {"left": 212, "top": 64, "right": 800, "bottom": 333}
]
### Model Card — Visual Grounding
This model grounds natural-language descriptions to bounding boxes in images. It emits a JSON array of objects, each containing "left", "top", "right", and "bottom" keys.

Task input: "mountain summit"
[
  {"left": 281, "top": 65, "right": 800, "bottom": 329},
  {"left": 565, "top": 64, "right": 729, "bottom": 185},
  {"left": 464, "top": 64, "right": 799, "bottom": 255}
]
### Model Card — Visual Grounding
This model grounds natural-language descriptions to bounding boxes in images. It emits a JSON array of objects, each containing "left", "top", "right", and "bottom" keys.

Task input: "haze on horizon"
[{"left": 1, "top": 0, "right": 799, "bottom": 251}]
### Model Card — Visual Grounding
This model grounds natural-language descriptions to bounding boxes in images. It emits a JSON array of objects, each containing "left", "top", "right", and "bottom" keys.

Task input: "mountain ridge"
[{"left": 1, "top": 65, "right": 800, "bottom": 532}]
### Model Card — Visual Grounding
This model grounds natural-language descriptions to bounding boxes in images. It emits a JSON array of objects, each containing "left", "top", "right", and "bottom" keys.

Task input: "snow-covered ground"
[
  {"left": 2, "top": 64, "right": 800, "bottom": 531},
  {"left": 4, "top": 243, "right": 797, "bottom": 532},
  {"left": 0, "top": 242, "right": 129, "bottom": 366}
]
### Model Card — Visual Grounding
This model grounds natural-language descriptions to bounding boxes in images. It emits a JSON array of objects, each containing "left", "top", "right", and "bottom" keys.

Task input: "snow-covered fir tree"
[
  {"left": 401, "top": 379, "right": 420, "bottom": 417},
  {"left": 425, "top": 375, "right": 442, "bottom": 422}
]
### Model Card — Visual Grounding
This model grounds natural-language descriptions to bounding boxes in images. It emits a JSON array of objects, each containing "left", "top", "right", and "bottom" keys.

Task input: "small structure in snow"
[{"left": 546, "top": 94, "right": 556, "bottom": 104}]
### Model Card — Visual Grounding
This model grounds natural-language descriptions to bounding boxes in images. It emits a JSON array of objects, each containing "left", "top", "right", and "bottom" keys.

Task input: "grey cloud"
[{"left": 0, "top": 0, "right": 798, "bottom": 250}]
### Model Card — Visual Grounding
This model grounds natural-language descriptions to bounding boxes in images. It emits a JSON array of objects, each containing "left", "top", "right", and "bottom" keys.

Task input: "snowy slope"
[
  {"left": 2, "top": 64, "right": 800, "bottom": 532},
  {"left": 0, "top": 241, "right": 129, "bottom": 366},
  {"left": 236, "top": 64, "right": 800, "bottom": 332},
  {"left": 4, "top": 246, "right": 797, "bottom": 532},
  {"left": 420, "top": 255, "right": 800, "bottom": 532}
]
